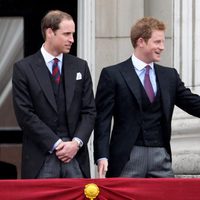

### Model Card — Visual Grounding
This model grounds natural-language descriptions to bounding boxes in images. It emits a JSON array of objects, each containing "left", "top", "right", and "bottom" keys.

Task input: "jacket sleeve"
[
  {"left": 174, "top": 69, "right": 200, "bottom": 117},
  {"left": 94, "top": 68, "right": 115, "bottom": 162},
  {"left": 12, "top": 61, "right": 59, "bottom": 153}
]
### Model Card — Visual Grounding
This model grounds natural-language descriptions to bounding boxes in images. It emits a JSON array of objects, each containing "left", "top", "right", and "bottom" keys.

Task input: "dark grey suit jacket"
[
  {"left": 94, "top": 57, "right": 200, "bottom": 177},
  {"left": 12, "top": 51, "right": 96, "bottom": 178}
]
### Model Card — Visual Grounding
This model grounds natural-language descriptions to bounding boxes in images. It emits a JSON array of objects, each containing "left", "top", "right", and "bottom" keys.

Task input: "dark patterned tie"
[
  {"left": 144, "top": 65, "right": 155, "bottom": 103},
  {"left": 52, "top": 58, "right": 60, "bottom": 84}
]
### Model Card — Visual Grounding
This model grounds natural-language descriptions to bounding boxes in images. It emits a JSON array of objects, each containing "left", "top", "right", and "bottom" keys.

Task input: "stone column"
[
  {"left": 77, "top": 0, "right": 96, "bottom": 177},
  {"left": 172, "top": 0, "right": 200, "bottom": 177}
]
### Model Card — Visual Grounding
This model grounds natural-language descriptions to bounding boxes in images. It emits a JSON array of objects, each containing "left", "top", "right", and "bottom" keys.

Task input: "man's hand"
[
  {"left": 55, "top": 140, "right": 79, "bottom": 163},
  {"left": 98, "top": 159, "right": 108, "bottom": 178}
]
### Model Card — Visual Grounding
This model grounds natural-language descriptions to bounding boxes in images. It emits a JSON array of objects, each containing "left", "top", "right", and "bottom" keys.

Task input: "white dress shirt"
[{"left": 131, "top": 54, "right": 157, "bottom": 94}]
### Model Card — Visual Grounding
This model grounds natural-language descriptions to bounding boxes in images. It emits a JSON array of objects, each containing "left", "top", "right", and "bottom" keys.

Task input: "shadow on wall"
[{"left": 0, "top": 161, "right": 17, "bottom": 179}]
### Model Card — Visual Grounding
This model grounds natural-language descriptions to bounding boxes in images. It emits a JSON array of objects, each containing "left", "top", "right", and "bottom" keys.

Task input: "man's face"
[
  {"left": 139, "top": 30, "right": 165, "bottom": 63},
  {"left": 51, "top": 19, "right": 75, "bottom": 55}
]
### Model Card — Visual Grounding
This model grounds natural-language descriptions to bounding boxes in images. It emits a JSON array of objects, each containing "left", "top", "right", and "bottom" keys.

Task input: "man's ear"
[
  {"left": 137, "top": 37, "right": 146, "bottom": 48},
  {"left": 46, "top": 28, "right": 54, "bottom": 39}
]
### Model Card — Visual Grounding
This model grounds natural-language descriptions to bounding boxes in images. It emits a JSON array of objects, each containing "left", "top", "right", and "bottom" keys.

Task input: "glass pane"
[{"left": 0, "top": 17, "right": 24, "bottom": 129}]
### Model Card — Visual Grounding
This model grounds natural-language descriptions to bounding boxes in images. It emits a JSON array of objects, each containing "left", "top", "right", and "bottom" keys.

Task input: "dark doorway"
[
  {"left": 0, "top": 0, "right": 78, "bottom": 179},
  {"left": 0, "top": 0, "right": 77, "bottom": 56},
  {"left": 0, "top": 0, "right": 78, "bottom": 136}
]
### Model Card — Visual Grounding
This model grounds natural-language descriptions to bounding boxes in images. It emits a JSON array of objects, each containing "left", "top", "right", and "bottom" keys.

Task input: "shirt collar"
[
  {"left": 131, "top": 53, "right": 154, "bottom": 71},
  {"left": 41, "top": 45, "right": 63, "bottom": 64}
]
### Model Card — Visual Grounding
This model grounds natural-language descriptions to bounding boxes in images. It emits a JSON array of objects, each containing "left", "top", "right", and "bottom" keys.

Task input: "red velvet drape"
[{"left": 0, "top": 178, "right": 199, "bottom": 200}]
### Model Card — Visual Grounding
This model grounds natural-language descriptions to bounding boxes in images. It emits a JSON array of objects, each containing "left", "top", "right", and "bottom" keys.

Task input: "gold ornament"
[{"left": 84, "top": 183, "right": 100, "bottom": 200}]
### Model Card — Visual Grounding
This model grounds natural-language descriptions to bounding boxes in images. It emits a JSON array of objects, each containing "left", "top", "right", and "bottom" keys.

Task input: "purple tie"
[
  {"left": 144, "top": 65, "right": 155, "bottom": 103},
  {"left": 52, "top": 58, "right": 60, "bottom": 84}
]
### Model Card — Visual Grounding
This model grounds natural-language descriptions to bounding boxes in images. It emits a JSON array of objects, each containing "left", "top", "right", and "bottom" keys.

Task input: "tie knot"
[
  {"left": 145, "top": 65, "right": 151, "bottom": 74},
  {"left": 53, "top": 58, "right": 59, "bottom": 64}
]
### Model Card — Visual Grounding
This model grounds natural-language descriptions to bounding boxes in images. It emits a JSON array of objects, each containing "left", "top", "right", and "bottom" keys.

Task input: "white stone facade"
[{"left": 78, "top": 0, "right": 200, "bottom": 177}]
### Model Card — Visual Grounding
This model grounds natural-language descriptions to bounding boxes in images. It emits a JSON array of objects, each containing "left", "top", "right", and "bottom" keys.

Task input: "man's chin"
[
  {"left": 154, "top": 57, "right": 161, "bottom": 62},
  {"left": 64, "top": 49, "right": 71, "bottom": 54}
]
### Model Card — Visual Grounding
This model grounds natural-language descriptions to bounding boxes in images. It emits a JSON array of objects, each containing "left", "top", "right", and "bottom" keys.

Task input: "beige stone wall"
[
  {"left": 144, "top": 0, "right": 173, "bottom": 67},
  {"left": 95, "top": 0, "right": 144, "bottom": 87},
  {"left": 95, "top": 0, "right": 173, "bottom": 88},
  {"left": 95, "top": 0, "right": 200, "bottom": 177}
]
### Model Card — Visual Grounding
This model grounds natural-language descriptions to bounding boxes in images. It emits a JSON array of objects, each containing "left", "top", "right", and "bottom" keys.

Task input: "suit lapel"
[
  {"left": 31, "top": 51, "right": 57, "bottom": 112},
  {"left": 63, "top": 54, "right": 77, "bottom": 111},
  {"left": 154, "top": 64, "right": 170, "bottom": 120},
  {"left": 119, "top": 58, "right": 142, "bottom": 110}
]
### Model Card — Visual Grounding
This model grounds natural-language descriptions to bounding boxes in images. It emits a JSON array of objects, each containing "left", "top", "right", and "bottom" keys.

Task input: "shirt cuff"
[
  {"left": 49, "top": 139, "right": 62, "bottom": 154},
  {"left": 73, "top": 137, "right": 83, "bottom": 148},
  {"left": 97, "top": 158, "right": 108, "bottom": 163}
]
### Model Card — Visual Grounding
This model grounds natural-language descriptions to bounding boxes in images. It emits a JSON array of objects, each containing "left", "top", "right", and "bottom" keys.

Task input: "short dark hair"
[{"left": 41, "top": 10, "right": 73, "bottom": 40}]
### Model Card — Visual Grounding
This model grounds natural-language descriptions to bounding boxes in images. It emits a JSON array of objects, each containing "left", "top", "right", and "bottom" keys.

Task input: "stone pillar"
[
  {"left": 172, "top": 0, "right": 200, "bottom": 176},
  {"left": 95, "top": 0, "right": 144, "bottom": 87},
  {"left": 77, "top": 0, "right": 96, "bottom": 177}
]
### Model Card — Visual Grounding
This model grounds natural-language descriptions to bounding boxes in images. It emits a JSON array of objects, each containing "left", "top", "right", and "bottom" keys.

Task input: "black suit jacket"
[
  {"left": 94, "top": 57, "right": 200, "bottom": 177},
  {"left": 12, "top": 51, "right": 96, "bottom": 178}
]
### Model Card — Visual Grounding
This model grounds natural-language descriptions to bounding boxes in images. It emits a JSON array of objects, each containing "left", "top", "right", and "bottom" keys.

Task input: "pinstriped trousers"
[
  {"left": 36, "top": 152, "right": 83, "bottom": 178},
  {"left": 37, "top": 137, "right": 83, "bottom": 178},
  {"left": 120, "top": 146, "right": 174, "bottom": 178}
]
